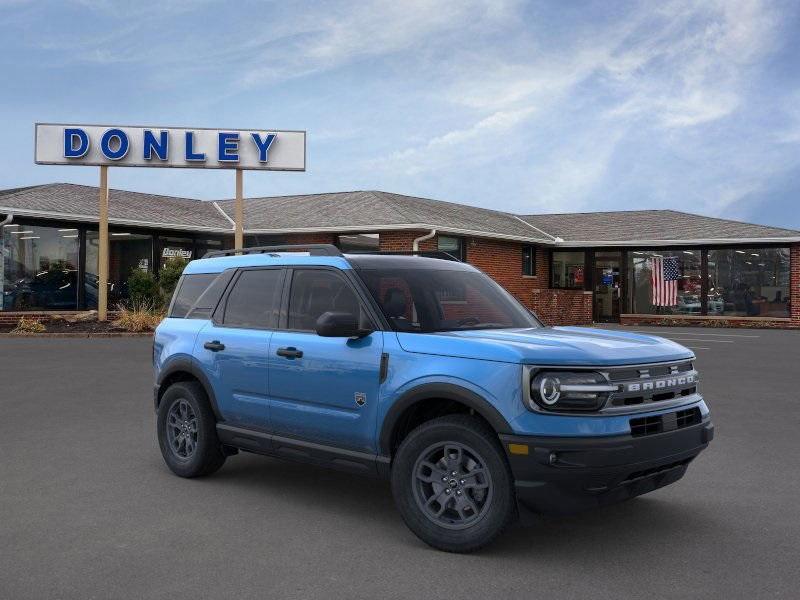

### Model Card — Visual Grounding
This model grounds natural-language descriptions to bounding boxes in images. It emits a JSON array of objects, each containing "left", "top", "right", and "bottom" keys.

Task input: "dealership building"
[{"left": 1, "top": 182, "right": 798, "bottom": 328}]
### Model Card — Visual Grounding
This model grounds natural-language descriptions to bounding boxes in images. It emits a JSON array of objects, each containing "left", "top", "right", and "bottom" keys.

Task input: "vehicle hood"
[{"left": 395, "top": 326, "right": 694, "bottom": 366}]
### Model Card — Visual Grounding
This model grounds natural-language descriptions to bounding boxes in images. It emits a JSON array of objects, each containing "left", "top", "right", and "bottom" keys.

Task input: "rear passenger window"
[
  {"left": 170, "top": 274, "right": 217, "bottom": 318},
  {"left": 287, "top": 269, "right": 369, "bottom": 331},
  {"left": 223, "top": 269, "right": 282, "bottom": 329}
]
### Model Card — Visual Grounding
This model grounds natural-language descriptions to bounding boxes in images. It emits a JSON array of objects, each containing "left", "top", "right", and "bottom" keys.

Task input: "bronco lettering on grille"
[{"left": 626, "top": 374, "right": 695, "bottom": 393}]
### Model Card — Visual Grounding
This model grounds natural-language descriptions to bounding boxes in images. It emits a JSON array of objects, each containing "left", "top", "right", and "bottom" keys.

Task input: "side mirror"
[{"left": 315, "top": 311, "right": 372, "bottom": 338}]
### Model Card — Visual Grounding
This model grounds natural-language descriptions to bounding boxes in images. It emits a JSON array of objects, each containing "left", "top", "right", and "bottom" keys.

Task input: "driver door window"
[{"left": 286, "top": 269, "right": 370, "bottom": 331}]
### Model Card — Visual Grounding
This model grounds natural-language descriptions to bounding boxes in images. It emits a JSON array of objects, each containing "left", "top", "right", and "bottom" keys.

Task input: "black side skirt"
[{"left": 216, "top": 423, "right": 390, "bottom": 479}]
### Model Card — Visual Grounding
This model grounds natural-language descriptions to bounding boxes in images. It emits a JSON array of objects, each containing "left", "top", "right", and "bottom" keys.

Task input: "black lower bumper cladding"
[{"left": 500, "top": 418, "right": 714, "bottom": 514}]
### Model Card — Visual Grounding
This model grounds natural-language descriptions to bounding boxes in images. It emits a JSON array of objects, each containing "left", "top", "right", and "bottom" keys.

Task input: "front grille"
[
  {"left": 630, "top": 407, "right": 702, "bottom": 438},
  {"left": 606, "top": 361, "right": 699, "bottom": 410}
]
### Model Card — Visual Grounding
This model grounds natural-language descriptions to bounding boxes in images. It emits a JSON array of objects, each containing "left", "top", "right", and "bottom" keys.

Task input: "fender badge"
[{"left": 354, "top": 392, "right": 366, "bottom": 407}]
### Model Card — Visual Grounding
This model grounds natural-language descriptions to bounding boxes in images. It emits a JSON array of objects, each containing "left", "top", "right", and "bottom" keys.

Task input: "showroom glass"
[
  {"left": 551, "top": 251, "right": 585, "bottom": 289},
  {"left": 629, "top": 250, "right": 702, "bottom": 315},
  {"left": 85, "top": 230, "right": 153, "bottom": 308},
  {"left": 223, "top": 269, "right": 283, "bottom": 329},
  {"left": 286, "top": 269, "right": 369, "bottom": 331},
  {"left": 159, "top": 236, "right": 194, "bottom": 269},
  {"left": 195, "top": 238, "right": 226, "bottom": 258},
  {"left": 1, "top": 223, "right": 80, "bottom": 310},
  {"left": 358, "top": 268, "right": 540, "bottom": 333},
  {"left": 706, "top": 248, "right": 790, "bottom": 318}
]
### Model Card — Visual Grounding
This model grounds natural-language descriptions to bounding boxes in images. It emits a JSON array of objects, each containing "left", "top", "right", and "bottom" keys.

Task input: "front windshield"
[{"left": 357, "top": 267, "right": 541, "bottom": 333}]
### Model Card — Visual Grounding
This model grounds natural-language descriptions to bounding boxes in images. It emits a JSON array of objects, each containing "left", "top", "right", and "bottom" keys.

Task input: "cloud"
[{"left": 376, "top": 106, "right": 536, "bottom": 175}]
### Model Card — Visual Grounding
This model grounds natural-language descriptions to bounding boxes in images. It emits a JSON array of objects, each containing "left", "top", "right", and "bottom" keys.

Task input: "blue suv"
[{"left": 153, "top": 244, "right": 713, "bottom": 552}]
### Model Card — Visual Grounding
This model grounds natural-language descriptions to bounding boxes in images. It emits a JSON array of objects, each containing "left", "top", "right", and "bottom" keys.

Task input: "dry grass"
[
  {"left": 11, "top": 316, "right": 46, "bottom": 334},
  {"left": 113, "top": 302, "right": 165, "bottom": 333}
]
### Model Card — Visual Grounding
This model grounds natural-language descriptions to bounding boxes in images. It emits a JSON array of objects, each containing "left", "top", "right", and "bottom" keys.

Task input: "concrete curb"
[{"left": 0, "top": 332, "right": 154, "bottom": 338}]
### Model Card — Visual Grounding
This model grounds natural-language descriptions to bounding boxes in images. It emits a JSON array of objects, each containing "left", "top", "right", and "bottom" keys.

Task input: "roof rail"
[
  {"left": 344, "top": 249, "right": 461, "bottom": 262},
  {"left": 203, "top": 244, "right": 344, "bottom": 258}
]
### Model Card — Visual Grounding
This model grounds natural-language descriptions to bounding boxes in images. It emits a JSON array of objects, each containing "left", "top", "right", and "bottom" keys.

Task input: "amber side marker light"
[{"left": 508, "top": 443, "right": 529, "bottom": 456}]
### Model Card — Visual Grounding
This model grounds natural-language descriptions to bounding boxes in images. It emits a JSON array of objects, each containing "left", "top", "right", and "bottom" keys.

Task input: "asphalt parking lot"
[{"left": 1, "top": 327, "right": 799, "bottom": 599}]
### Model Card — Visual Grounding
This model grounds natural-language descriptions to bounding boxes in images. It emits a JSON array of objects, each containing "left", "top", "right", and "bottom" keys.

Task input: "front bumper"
[{"left": 499, "top": 417, "right": 713, "bottom": 514}]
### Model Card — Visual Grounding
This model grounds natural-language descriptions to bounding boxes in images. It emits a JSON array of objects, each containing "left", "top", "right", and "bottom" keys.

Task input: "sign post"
[
  {"left": 235, "top": 169, "right": 244, "bottom": 250},
  {"left": 98, "top": 166, "right": 109, "bottom": 321},
  {"left": 35, "top": 123, "right": 306, "bottom": 319}
]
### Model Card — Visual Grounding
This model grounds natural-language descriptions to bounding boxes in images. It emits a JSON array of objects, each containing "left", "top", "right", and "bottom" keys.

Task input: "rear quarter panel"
[{"left": 153, "top": 317, "right": 208, "bottom": 382}]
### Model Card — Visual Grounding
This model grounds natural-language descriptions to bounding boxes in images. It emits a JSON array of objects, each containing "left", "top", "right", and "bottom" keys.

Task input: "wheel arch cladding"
[
  {"left": 156, "top": 359, "right": 222, "bottom": 421},
  {"left": 379, "top": 383, "right": 512, "bottom": 456}
]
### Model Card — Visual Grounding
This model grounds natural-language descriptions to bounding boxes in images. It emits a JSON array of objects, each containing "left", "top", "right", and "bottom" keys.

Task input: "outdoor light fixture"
[
  {"left": 11, "top": 230, "right": 33, "bottom": 234},
  {"left": 736, "top": 250, "right": 746, "bottom": 254},
  {"left": 3, "top": 223, "right": 19, "bottom": 227},
  {"left": 19, "top": 236, "right": 40, "bottom": 240},
  {"left": 111, "top": 232, "right": 131, "bottom": 236},
  {"left": 529, "top": 371, "right": 616, "bottom": 412},
  {"left": 58, "top": 228, "right": 77, "bottom": 232}
]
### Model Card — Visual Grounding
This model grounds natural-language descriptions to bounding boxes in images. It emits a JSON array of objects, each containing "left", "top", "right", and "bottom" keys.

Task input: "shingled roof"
[
  {"left": 0, "top": 183, "right": 230, "bottom": 232},
  {"left": 520, "top": 210, "right": 800, "bottom": 245},
  {"left": 1, "top": 183, "right": 798, "bottom": 244},
  {"left": 215, "top": 190, "right": 551, "bottom": 242}
]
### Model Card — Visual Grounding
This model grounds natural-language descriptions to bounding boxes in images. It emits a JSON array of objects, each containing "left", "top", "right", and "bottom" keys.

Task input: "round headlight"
[
  {"left": 538, "top": 376, "right": 561, "bottom": 405},
  {"left": 530, "top": 370, "right": 615, "bottom": 411}
]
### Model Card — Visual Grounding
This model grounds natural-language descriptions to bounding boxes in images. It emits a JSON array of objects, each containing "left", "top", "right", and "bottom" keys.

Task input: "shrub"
[
  {"left": 11, "top": 317, "right": 46, "bottom": 334},
  {"left": 159, "top": 258, "right": 188, "bottom": 300},
  {"left": 113, "top": 301, "right": 164, "bottom": 333},
  {"left": 127, "top": 268, "right": 162, "bottom": 307}
]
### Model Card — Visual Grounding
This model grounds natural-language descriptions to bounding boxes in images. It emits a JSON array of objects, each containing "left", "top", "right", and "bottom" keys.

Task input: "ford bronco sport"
[{"left": 153, "top": 244, "right": 713, "bottom": 552}]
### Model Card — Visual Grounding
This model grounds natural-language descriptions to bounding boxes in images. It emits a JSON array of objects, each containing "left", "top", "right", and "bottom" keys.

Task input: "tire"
[
  {"left": 391, "top": 414, "right": 516, "bottom": 553},
  {"left": 157, "top": 381, "right": 226, "bottom": 478}
]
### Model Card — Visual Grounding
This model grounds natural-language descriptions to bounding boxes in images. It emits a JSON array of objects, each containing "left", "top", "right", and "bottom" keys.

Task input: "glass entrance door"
[{"left": 594, "top": 251, "right": 622, "bottom": 322}]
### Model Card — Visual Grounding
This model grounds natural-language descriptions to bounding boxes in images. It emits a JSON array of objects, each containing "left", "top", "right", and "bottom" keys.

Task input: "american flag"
[{"left": 651, "top": 256, "right": 679, "bottom": 306}]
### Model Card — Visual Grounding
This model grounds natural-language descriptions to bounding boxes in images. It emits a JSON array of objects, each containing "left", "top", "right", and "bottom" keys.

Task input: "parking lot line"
[{"left": 683, "top": 346, "right": 710, "bottom": 350}]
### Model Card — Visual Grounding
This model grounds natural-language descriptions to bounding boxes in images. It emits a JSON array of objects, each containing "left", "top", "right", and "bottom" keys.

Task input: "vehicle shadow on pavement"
[
  {"left": 490, "top": 496, "right": 717, "bottom": 557},
  {"left": 183, "top": 452, "right": 717, "bottom": 556}
]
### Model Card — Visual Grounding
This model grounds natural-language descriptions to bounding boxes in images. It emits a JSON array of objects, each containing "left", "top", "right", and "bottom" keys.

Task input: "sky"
[{"left": 1, "top": 0, "right": 799, "bottom": 229}]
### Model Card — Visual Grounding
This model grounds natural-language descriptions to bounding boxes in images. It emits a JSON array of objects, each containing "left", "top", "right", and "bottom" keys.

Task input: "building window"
[
  {"left": 438, "top": 236, "right": 465, "bottom": 261},
  {"left": 1, "top": 223, "right": 80, "bottom": 310},
  {"left": 522, "top": 245, "right": 536, "bottom": 276},
  {"left": 196, "top": 237, "right": 226, "bottom": 258},
  {"left": 707, "top": 248, "right": 790, "bottom": 318},
  {"left": 629, "top": 249, "right": 702, "bottom": 315},
  {"left": 85, "top": 230, "right": 154, "bottom": 309},
  {"left": 551, "top": 251, "right": 585, "bottom": 289},
  {"left": 337, "top": 233, "right": 379, "bottom": 253}
]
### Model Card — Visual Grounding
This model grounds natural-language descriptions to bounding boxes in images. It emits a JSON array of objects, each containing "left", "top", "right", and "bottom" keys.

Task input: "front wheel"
[
  {"left": 157, "top": 381, "right": 226, "bottom": 478},
  {"left": 391, "top": 415, "right": 516, "bottom": 552}
]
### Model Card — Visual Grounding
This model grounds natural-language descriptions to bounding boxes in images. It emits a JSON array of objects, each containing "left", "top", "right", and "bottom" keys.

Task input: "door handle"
[
  {"left": 276, "top": 346, "right": 303, "bottom": 359},
  {"left": 204, "top": 340, "right": 225, "bottom": 352}
]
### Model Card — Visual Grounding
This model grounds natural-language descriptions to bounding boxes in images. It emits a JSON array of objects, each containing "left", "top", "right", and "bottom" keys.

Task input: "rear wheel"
[
  {"left": 391, "top": 415, "right": 516, "bottom": 552},
  {"left": 157, "top": 381, "right": 226, "bottom": 478}
]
